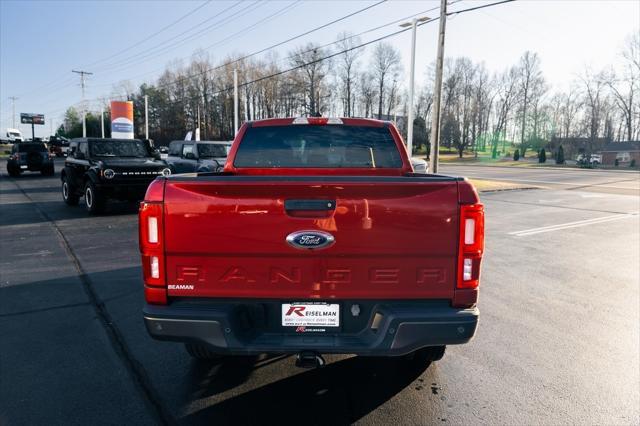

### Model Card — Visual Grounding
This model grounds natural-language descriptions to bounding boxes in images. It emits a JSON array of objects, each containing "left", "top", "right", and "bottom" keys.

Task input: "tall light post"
[
  {"left": 233, "top": 69, "right": 239, "bottom": 136},
  {"left": 400, "top": 16, "right": 430, "bottom": 158},
  {"left": 9, "top": 96, "right": 18, "bottom": 128}
]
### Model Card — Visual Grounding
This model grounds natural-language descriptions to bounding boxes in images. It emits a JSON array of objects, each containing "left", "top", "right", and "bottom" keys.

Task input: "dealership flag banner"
[{"left": 110, "top": 101, "right": 134, "bottom": 139}]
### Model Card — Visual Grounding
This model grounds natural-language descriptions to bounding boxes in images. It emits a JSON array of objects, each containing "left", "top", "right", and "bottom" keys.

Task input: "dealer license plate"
[{"left": 281, "top": 303, "right": 340, "bottom": 327}]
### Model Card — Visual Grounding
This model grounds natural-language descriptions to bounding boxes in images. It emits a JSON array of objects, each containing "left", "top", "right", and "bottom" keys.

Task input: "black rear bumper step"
[{"left": 143, "top": 300, "right": 478, "bottom": 356}]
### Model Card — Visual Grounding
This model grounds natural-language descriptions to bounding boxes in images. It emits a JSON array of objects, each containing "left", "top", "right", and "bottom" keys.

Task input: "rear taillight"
[
  {"left": 454, "top": 203, "right": 485, "bottom": 308},
  {"left": 139, "top": 180, "right": 166, "bottom": 304}
]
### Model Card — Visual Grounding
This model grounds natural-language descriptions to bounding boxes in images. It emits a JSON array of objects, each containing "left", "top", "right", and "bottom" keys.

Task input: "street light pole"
[
  {"left": 407, "top": 19, "right": 417, "bottom": 157},
  {"left": 429, "top": 0, "right": 447, "bottom": 173},
  {"left": 233, "top": 69, "right": 239, "bottom": 136},
  {"left": 101, "top": 107, "right": 105, "bottom": 138},
  {"left": 400, "top": 16, "right": 430, "bottom": 159},
  {"left": 9, "top": 96, "right": 18, "bottom": 128}
]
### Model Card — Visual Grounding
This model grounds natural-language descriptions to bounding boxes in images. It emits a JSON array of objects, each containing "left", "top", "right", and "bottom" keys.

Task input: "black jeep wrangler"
[
  {"left": 7, "top": 142, "right": 55, "bottom": 177},
  {"left": 61, "top": 138, "right": 171, "bottom": 214}
]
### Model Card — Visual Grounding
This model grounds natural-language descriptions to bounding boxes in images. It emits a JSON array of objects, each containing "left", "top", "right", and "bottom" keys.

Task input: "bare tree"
[
  {"left": 335, "top": 32, "right": 363, "bottom": 117},
  {"left": 516, "top": 51, "right": 545, "bottom": 156},
  {"left": 371, "top": 42, "right": 401, "bottom": 119},
  {"left": 579, "top": 69, "right": 609, "bottom": 155},
  {"left": 289, "top": 43, "right": 330, "bottom": 116},
  {"left": 606, "top": 34, "right": 640, "bottom": 141},
  {"left": 492, "top": 66, "right": 520, "bottom": 157}
]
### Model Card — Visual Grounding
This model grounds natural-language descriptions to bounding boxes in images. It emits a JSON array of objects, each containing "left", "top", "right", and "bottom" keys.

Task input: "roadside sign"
[
  {"left": 111, "top": 101, "right": 134, "bottom": 139},
  {"left": 20, "top": 113, "right": 45, "bottom": 125},
  {"left": 20, "top": 113, "right": 45, "bottom": 140}
]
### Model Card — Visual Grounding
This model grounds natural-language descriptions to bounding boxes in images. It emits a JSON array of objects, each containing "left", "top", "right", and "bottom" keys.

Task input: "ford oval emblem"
[{"left": 286, "top": 230, "right": 335, "bottom": 250}]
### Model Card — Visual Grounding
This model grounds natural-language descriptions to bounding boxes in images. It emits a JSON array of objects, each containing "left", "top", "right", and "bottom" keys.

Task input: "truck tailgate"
[{"left": 163, "top": 176, "right": 460, "bottom": 300}]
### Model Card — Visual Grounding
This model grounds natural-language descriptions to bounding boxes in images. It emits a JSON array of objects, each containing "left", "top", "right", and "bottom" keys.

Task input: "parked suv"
[
  {"left": 7, "top": 142, "right": 54, "bottom": 176},
  {"left": 61, "top": 138, "right": 171, "bottom": 213},
  {"left": 166, "top": 140, "right": 232, "bottom": 173}
]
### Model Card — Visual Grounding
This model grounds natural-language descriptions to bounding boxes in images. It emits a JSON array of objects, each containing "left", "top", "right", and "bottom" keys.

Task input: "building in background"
[{"left": 600, "top": 141, "right": 640, "bottom": 166}]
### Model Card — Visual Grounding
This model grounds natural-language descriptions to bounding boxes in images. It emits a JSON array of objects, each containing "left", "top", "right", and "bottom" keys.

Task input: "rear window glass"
[
  {"left": 234, "top": 125, "right": 402, "bottom": 168},
  {"left": 18, "top": 143, "right": 47, "bottom": 152},
  {"left": 89, "top": 139, "right": 148, "bottom": 158},
  {"left": 198, "top": 144, "right": 229, "bottom": 158}
]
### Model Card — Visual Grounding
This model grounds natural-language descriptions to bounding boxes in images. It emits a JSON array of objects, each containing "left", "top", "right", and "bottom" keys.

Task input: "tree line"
[{"left": 60, "top": 31, "right": 639, "bottom": 159}]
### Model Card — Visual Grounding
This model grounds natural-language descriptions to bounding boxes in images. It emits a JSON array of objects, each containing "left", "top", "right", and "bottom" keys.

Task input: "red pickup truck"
[{"left": 140, "top": 117, "right": 484, "bottom": 368}]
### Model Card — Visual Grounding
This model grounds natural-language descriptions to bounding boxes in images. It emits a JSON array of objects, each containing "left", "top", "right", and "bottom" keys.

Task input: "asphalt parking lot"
[{"left": 1, "top": 159, "right": 639, "bottom": 425}]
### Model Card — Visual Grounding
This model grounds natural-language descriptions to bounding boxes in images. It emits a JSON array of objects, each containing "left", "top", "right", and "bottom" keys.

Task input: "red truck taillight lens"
[
  {"left": 454, "top": 203, "right": 484, "bottom": 307},
  {"left": 139, "top": 201, "right": 166, "bottom": 304}
]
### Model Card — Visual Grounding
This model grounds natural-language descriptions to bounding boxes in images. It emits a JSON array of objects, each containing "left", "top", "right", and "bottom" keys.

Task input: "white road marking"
[{"left": 509, "top": 212, "right": 639, "bottom": 237}]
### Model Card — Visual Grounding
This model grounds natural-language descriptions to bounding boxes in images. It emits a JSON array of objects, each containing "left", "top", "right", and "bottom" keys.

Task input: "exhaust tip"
[{"left": 295, "top": 351, "right": 325, "bottom": 369}]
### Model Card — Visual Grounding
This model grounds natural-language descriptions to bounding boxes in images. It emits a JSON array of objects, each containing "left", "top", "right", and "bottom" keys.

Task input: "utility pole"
[
  {"left": 429, "top": 0, "right": 447, "bottom": 173},
  {"left": 72, "top": 70, "right": 93, "bottom": 137},
  {"left": 101, "top": 107, "right": 105, "bottom": 138},
  {"left": 144, "top": 95, "right": 149, "bottom": 139},
  {"left": 9, "top": 96, "right": 18, "bottom": 128},
  {"left": 233, "top": 68, "right": 239, "bottom": 136}
]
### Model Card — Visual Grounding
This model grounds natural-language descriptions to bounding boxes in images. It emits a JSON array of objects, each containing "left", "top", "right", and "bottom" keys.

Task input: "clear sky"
[{"left": 1, "top": 0, "right": 638, "bottom": 137}]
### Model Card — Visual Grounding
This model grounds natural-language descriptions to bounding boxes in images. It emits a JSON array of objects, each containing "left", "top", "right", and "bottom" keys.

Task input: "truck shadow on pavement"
[{"left": 184, "top": 354, "right": 430, "bottom": 425}]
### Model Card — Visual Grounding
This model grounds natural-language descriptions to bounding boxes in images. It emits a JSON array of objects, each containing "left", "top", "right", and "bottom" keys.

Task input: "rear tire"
[
  {"left": 7, "top": 166, "right": 20, "bottom": 177},
  {"left": 185, "top": 343, "right": 223, "bottom": 361},
  {"left": 62, "top": 177, "right": 80, "bottom": 206},
  {"left": 41, "top": 165, "right": 54, "bottom": 176},
  {"left": 84, "top": 180, "right": 106, "bottom": 214}
]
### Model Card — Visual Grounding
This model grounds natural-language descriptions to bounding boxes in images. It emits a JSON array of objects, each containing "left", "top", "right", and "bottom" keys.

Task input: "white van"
[{"left": 6, "top": 128, "right": 23, "bottom": 142}]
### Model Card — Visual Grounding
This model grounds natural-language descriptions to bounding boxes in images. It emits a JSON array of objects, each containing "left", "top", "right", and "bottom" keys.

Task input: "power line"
[
  {"left": 164, "top": 0, "right": 515, "bottom": 105},
  {"left": 155, "top": 0, "right": 389, "bottom": 90},
  {"left": 57, "top": 0, "right": 513, "bottom": 114},
  {"left": 99, "top": 0, "right": 253, "bottom": 72},
  {"left": 97, "top": 0, "right": 442, "bottom": 91},
  {"left": 447, "top": 0, "right": 515, "bottom": 16},
  {"left": 5, "top": 1, "right": 216, "bottom": 101},
  {"left": 82, "top": 0, "right": 213, "bottom": 68},
  {"left": 72, "top": 70, "right": 93, "bottom": 137},
  {"left": 99, "top": 0, "right": 298, "bottom": 78}
]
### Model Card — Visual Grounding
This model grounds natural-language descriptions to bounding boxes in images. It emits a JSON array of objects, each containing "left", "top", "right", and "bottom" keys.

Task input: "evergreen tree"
[
  {"left": 539, "top": 148, "right": 546, "bottom": 163},
  {"left": 556, "top": 145, "right": 565, "bottom": 164}
]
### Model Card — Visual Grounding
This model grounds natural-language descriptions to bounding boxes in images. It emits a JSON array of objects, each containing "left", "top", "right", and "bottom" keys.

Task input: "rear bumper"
[{"left": 143, "top": 299, "right": 478, "bottom": 356}]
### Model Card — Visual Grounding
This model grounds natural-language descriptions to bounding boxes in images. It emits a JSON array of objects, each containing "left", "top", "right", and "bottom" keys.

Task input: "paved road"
[
  {"left": 1, "top": 160, "right": 639, "bottom": 425},
  {"left": 440, "top": 164, "right": 640, "bottom": 196}
]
